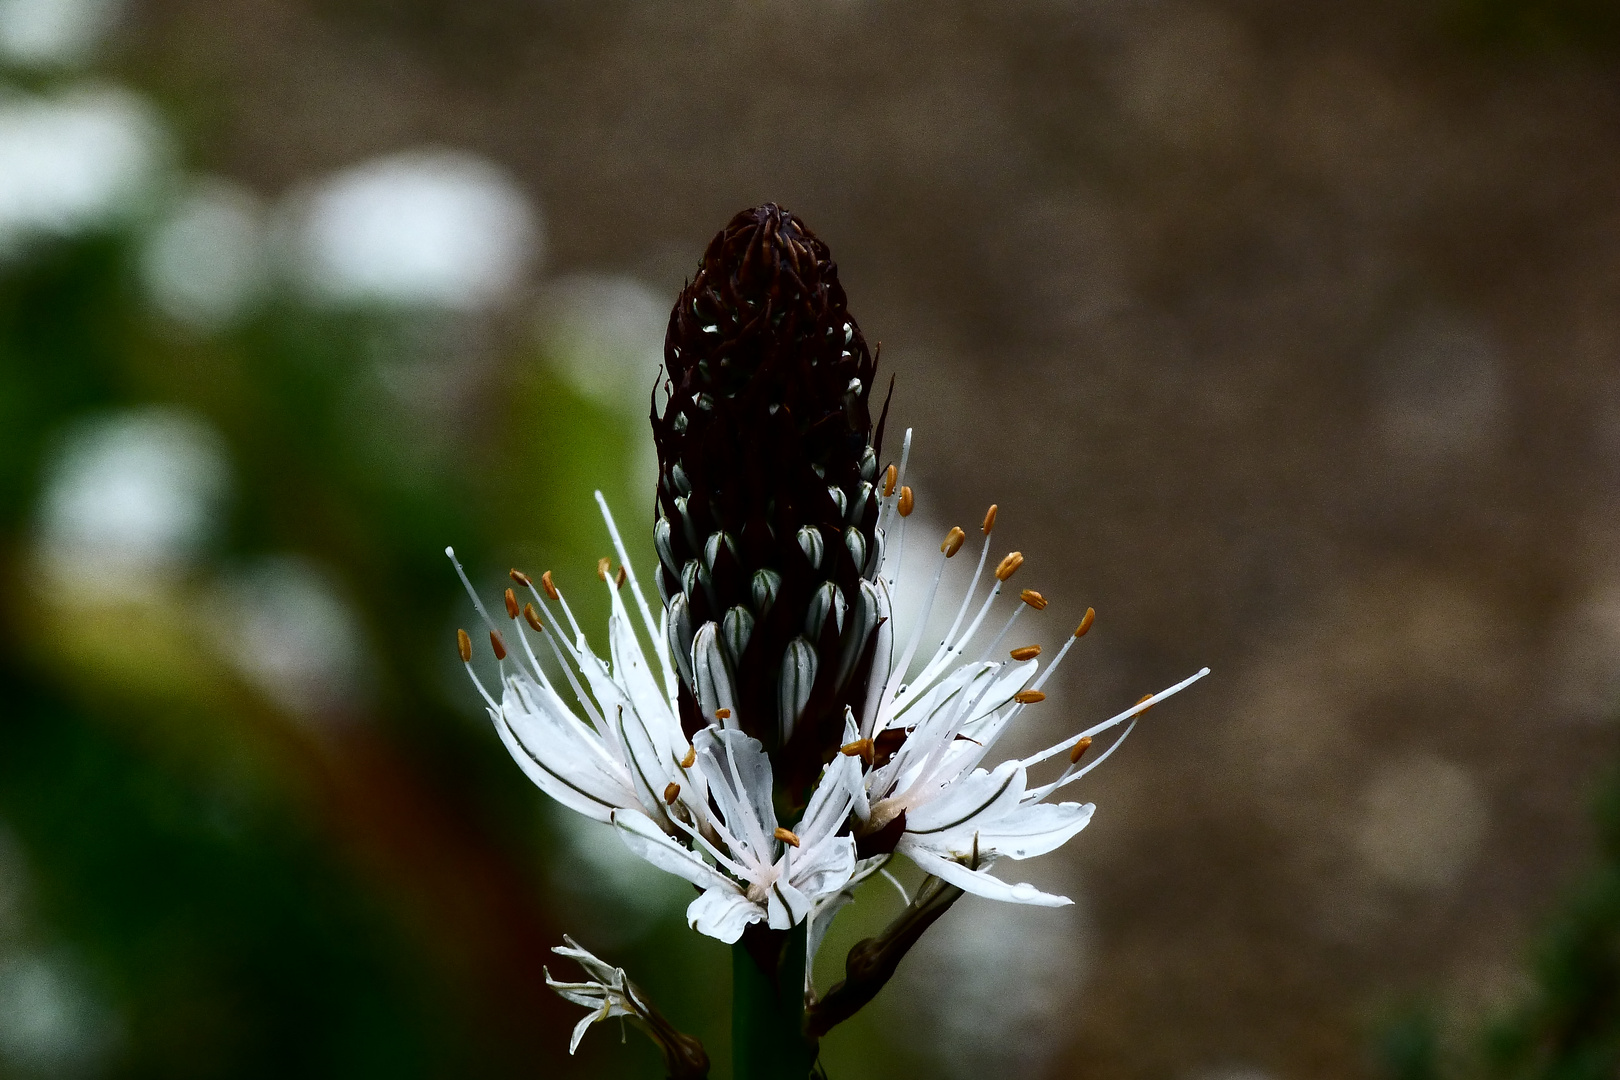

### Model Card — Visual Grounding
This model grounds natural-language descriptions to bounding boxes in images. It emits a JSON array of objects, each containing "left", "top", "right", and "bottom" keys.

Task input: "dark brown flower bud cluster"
[{"left": 652, "top": 204, "right": 889, "bottom": 804}]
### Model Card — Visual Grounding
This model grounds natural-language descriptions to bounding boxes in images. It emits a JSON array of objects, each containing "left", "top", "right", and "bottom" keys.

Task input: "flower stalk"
[{"left": 733, "top": 923, "right": 819, "bottom": 1080}]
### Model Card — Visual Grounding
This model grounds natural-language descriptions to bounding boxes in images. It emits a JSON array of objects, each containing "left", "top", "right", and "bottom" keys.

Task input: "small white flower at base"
[{"left": 544, "top": 936, "right": 648, "bottom": 1055}]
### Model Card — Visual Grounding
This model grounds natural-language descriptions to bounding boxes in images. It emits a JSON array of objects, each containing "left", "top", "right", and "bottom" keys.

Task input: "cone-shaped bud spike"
[{"left": 654, "top": 204, "right": 891, "bottom": 802}]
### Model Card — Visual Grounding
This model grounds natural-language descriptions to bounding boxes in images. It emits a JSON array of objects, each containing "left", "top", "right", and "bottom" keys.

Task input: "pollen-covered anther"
[
  {"left": 840, "top": 737, "right": 875, "bottom": 763},
  {"left": 1075, "top": 607, "right": 1096, "bottom": 638},
  {"left": 596, "top": 557, "right": 611, "bottom": 582},
  {"left": 1013, "top": 690, "right": 1046, "bottom": 704},
  {"left": 509, "top": 568, "right": 532, "bottom": 588},
  {"left": 504, "top": 588, "right": 519, "bottom": 619},
  {"left": 1069, "top": 735, "right": 1094, "bottom": 764},
  {"left": 941, "top": 526, "right": 966, "bottom": 557},
  {"left": 898, "top": 486, "right": 915, "bottom": 517},
  {"left": 715, "top": 708, "right": 731, "bottom": 721},
  {"left": 995, "top": 552, "right": 1025, "bottom": 581},
  {"left": 615, "top": 565, "right": 627, "bottom": 588},
  {"left": 664, "top": 782, "right": 681, "bottom": 804},
  {"left": 883, "top": 464, "right": 897, "bottom": 497},
  {"left": 773, "top": 827, "right": 802, "bottom": 848},
  {"left": 490, "top": 630, "right": 508, "bottom": 661},
  {"left": 522, "top": 603, "right": 543, "bottom": 633},
  {"left": 1010, "top": 645, "right": 1041, "bottom": 662},
  {"left": 456, "top": 628, "right": 472, "bottom": 663},
  {"left": 541, "top": 571, "right": 560, "bottom": 601},
  {"left": 1020, "top": 589, "right": 1048, "bottom": 610},
  {"left": 982, "top": 504, "right": 999, "bottom": 534},
  {"left": 680, "top": 745, "right": 697, "bottom": 769}
]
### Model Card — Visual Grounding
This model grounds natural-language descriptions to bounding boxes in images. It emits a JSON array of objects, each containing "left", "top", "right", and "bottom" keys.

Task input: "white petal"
[
  {"left": 610, "top": 808, "right": 735, "bottom": 892},
  {"left": 766, "top": 877, "right": 812, "bottom": 929},
  {"left": 694, "top": 727, "right": 777, "bottom": 856},
  {"left": 496, "top": 678, "right": 639, "bottom": 821},
  {"left": 687, "top": 886, "right": 763, "bottom": 943},
  {"left": 899, "top": 841, "right": 1073, "bottom": 907},
  {"left": 786, "top": 834, "right": 857, "bottom": 901},
  {"left": 952, "top": 801, "right": 1095, "bottom": 860},
  {"left": 903, "top": 759, "right": 1026, "bottom": 836}
]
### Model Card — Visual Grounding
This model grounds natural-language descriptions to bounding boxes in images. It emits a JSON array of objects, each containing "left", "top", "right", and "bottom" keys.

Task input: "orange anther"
[
  {"left": 1010, "top": 645, "right": 1041, "bottom": 662},
  {"left": 883, "top": 464, "right": 897, "bottom": 497},
  {"left": 1135, "top": 693, "right": 1155, "bottom": 713},
  {"left": 982, "top": 504, "right": 998, "bottom": 534},
  {"left": 510, "top": 568, "right": 533, "bottom": 588},
  {"left": 773, "top": 827, "right": 802, "bottom": 848},
  {"left": 522, "top": 603, "right": 543, "bottom": 633},
  {"left": 664, "top": 782, "right": 681, "bottom": 804},
  {"left": 680, "top": 745, "right": 697, "bottom": 769},
  {"left": 456, "top": 629, "right": 472, "bottom": 663},
  {"left": 504, "top": 588, "right": 519, "bottom": 619},
  {"left": 715, "top": 708, "right": 731, "bottom": 720},
  {"left": 1020, "top": 589, "right": 1048, "bottom": 610},
  {"left": 1013, "top": 690, "right": 1046, "bottom": 704},
  {"left": 1074, "top": 607, "right": 1096, "bottom": 638},
  {"left": 597, "top": 557, "right": 611, "bottom": 581},
  {"left": 541, "top": 571, "right": 560, "bottom": 601},
  {"left": 615, "top": 565, "right": 627, "bottom": 588},
  {"left": 941, "top": 526, "right": 966, "bottom": 557},
  {"left": 489, "top": 630, "right": 508, "bottom": 661},
  {"left": 898, "top": 486, "right": 914, "bottom": 517},
  {"left": 1069, "top": 736, "right": 1094, "bottom": 764},
  {"left": 840, "top": 738, "right": 875, "bottom": 763},
  {"left": 995, "top": 552, "right": 1024, "bottom": 581}
]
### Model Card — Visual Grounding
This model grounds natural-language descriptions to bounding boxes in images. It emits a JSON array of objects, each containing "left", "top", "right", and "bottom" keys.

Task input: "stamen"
[
  {"left": 1021, "top": 589, "right": 1048, "bottom": 610},
  {"left": 490, "top": 630, "right": 508, "bottom": 661},
  {"left": 1010, "top": 645, "right": 1041, "bottom": 662},
  {"left": 941, "top": 526, "right": 966, "bottom": 557},
  {"left": 615, "top": 566, "right": 627, "bottom": 588},
  {"left": 982, "top": 504, "right": 998, "bottom": 534},
  {"left": 773, "top": 827, "right": 802, "bottom": 848},
  {"left": 681, "top": 745, "right": 697, "bottom": 769},
  {"left": 995, "top": 552, "right": 1024, "bottom": 581},
  {"left": 523, "top": 603, "right": 544, "bottom": 632},
  {"left": 1013, "top": 690, "right": 1045, "bottom": 704},
  {"left": 510, "top": 568, "right": 532, "bottom": 588},
  {"left": 457, "top": 629, "right": 472, "bottom": 663},
  {"left": 664, "top": 782, "right": 681, "bottom": 804},
  {"left": 1069, "top": 735, "right": 1093, "bottom": 764},
  {"left": 715, "top": 708, "right": 731, "bottom": 721},
  {"left": 898, "top": 486, "right": 914, "bottom": 517},
  {"left": 504, "top": 588, "right": 519, "bottom": 619},
  {"left": 883, "top": 463, "right": 897, "bottom": 497},
  {"left": 1075, "top": 607, "right": 1096, "bottom": 637},
  {"left": 596, "top": 557, "right": 611, "bottom": 581},
  {"left": 541, "top": 571, "right": 560, "bottom": 601}
]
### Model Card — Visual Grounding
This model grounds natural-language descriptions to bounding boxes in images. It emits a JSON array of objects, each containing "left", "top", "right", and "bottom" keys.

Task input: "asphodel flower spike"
[{"left": 448, "top": 203, "right": 1208, "bottom": 1074}]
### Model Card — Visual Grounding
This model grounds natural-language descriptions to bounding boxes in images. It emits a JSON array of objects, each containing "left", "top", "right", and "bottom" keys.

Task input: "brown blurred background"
[{"left": 3, "top": 1, "right": 1619, "bottom": 1077}]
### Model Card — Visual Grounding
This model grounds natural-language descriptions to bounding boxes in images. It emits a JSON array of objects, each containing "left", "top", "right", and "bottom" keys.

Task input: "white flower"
[
  {"left": 847, "top": 430, "right": 1209, "bottom": 906},
  {"left": 449, "top": 494, "right": 859, "bottom": 944},
  {"left": 544, "top": 936, "right": 646, "bottom": 1055}
]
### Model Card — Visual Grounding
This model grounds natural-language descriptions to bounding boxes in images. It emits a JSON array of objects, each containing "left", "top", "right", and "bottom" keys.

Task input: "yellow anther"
[
  {"left": 941, "top": 526, "right": 966, "bottom": 557},
  {"left": 680, "top": 745, "right": 697, "bottom": 769},
  {"left": 489, "top": 630, "right": 508, "bottom": 661},
  {"left": 995, "top": 552, "right": 1024, "bottom": 581},
  {"left": 840, "top": 737, "right": 875, "bottom": 764},
  {"left": 773, "top": 827, "right": 802, "bottom": 848},
  {"left": 1020, "top": 589, "right": 1048, "bottom": 610},
  {"left": 504, "top": 588, "right": 519, "bottom": 619},
  {"left": 898, "top": 486, "right": 914, "bottom": 517},
  {"left": 715, "top": 708, "right": 731, "bottom": 720},
  {"left": 1013, "top": 690, "right": 1046, "bottom": 704},
  {"left": 1074, "top": 607, "right": 1096, "bottom": 638},
  {"left": 1069, "top": 736, "right": 1093, "bottom": 764},
  {"left": 597, "top": 557, "right": 611, "bottom": 581},
  {"left": 541, "top": 570, "right": 560, "bottom": 601},
  {"left": 664, "top": 782, "right": 681, "bottom": 804},
  {"left": 510, "top": 568, "right": 533, "bottom": 588},
  {"left": 982, "top": 504, "right": 998, "bottom": 534},
  {"left": 883, "top": 464, "right": 897, "bottom": 497},
  {"left": 456, "top": 629, "right": 472, "bottom": 663},
  {"left": 1010, "top": 645, "right": 1041, "bottom": 662}
]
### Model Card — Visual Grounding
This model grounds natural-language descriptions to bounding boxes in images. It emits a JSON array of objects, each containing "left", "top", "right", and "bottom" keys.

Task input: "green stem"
[{"left": 732, "top": 922, "right": 819, "bottom": 1080}]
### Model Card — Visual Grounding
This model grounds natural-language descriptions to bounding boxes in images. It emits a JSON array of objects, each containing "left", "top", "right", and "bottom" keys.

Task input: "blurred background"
[{"left": 3, "top": 0, "right": 1620, "bottom": 1077}]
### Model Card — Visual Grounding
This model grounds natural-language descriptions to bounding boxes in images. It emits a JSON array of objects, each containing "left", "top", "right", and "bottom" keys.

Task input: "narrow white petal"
[
  {"left": 900, "top": 842, "right": 1073, "bottom": 907},
  {"left": 610, "top": 808, "right": 735, "bottom": 892},
  {"left": 687, "top": 886, "right": 764, "bottom": 943}
]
